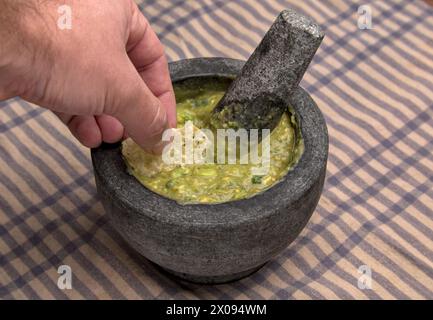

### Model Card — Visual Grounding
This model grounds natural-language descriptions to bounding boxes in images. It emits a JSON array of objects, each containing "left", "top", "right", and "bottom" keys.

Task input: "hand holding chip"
[{"left": 0, "top": 0, "right": 176, "bottom": 154}]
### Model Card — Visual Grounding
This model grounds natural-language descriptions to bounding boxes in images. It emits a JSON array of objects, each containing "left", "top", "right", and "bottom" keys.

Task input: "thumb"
[{"left": 106, "top": 57, "right": 169, "bottom": 155}]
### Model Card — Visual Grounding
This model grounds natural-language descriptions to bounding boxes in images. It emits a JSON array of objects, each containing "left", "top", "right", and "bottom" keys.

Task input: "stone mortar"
[{"left": 91, "top": 57, "right": 328, "bottom": 284}]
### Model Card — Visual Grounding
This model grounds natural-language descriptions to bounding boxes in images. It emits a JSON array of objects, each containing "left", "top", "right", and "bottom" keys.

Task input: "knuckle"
[{"left": 144, "top": 102, "right": 167, "bottom": 137}]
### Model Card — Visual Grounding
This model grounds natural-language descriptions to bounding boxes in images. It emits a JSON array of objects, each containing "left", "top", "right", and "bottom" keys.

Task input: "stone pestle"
[{"left": 211, "top": 9, "right": 324, "bottom": 132}]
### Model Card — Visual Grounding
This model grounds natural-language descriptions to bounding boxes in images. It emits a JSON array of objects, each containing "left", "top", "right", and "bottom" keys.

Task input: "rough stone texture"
[
  {"left": 212, "top": 9, "right": 324, "bottom": 131},
  {"left": 91, "top": 58, "right": 328, "bottom": 284}
]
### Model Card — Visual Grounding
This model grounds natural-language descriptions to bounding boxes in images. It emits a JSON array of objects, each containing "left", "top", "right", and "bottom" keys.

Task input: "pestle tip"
[{"left": 281, "top": 9, "right": 324, "bottom": 39}]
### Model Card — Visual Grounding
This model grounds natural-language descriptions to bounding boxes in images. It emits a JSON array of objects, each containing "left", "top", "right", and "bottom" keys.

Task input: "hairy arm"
[{"left": 0, "top": 0, "right": 55, "bottom": 98}]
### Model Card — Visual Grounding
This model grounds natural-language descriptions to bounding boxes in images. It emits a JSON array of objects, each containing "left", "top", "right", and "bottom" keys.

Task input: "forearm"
[{"left": 0, "top": 0, "right": 53, "bottom": 98}]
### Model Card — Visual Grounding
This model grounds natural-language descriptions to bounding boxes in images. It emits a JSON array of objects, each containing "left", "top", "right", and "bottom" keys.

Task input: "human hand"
[{"left": 0, "top": 0, "right": 176, "bottom": 154}]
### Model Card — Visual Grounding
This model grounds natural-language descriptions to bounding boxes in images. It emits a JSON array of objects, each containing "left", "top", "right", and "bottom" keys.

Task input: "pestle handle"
[{"left": 211, "top": 9, "right": 324, "bottom": 131}]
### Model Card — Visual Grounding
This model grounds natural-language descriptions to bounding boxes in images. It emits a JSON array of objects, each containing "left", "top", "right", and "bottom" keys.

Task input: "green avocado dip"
[{"left": 122, "top": 77, "right": 304, "bottom": 205}]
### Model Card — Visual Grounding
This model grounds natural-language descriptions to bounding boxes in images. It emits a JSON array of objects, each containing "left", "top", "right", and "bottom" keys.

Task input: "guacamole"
[{"left": 122, "top": 78, "right": 303, "bottom": 204}]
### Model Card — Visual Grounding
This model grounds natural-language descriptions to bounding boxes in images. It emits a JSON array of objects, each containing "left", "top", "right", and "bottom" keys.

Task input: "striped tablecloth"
[{"left": 1, "top": 0, "right": 433, "bottom": 299}]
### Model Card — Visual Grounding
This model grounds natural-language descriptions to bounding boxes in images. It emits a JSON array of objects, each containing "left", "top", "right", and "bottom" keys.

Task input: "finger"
[
  {"left": 55, "top": 112, "right": 125, "bottom": 146},
  {"left": 65, "top": 115, "right": 102, "bottom": 148},
  {"left": 95, "top": 115, "right": 125, "bottom": 143},
  {"left": 127, "top": 4, "right": 177, "bottom": 128},
  {"left": 107, "top": 58, "right": 169, "bottom": 155},
  {"left": 138, "top": 56, "right": 176, "bottom": 128}
]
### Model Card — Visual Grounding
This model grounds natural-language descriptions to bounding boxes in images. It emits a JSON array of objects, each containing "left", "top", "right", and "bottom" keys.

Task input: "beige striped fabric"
[{"left": 1, "top": 0, "right": 433, "bottom": 299}]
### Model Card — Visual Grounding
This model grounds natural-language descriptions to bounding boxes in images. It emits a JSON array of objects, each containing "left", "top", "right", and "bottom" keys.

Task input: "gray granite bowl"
[{"left": 91, "top": 57, "right": 328, "bottom": 284}]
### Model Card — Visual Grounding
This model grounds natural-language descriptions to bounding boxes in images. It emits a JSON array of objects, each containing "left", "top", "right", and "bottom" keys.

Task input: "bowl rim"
[{"left": 91, "top": 57, "right": 328, "bottom": 227}]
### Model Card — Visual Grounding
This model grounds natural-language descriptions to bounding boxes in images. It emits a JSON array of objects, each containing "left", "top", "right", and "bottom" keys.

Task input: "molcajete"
[{"left": 91, "top": 57, "right": 328, "bottom": 284}]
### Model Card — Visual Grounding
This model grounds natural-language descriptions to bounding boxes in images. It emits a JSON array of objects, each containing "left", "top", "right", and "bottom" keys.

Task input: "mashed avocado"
[{"left": 122, "top": 78, "right": 303, "bottom": 204}]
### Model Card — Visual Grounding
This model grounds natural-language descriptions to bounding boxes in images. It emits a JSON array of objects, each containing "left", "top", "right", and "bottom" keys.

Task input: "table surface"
[{"left": 1, "top": 0, "right": 433, "bottom": 299}]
